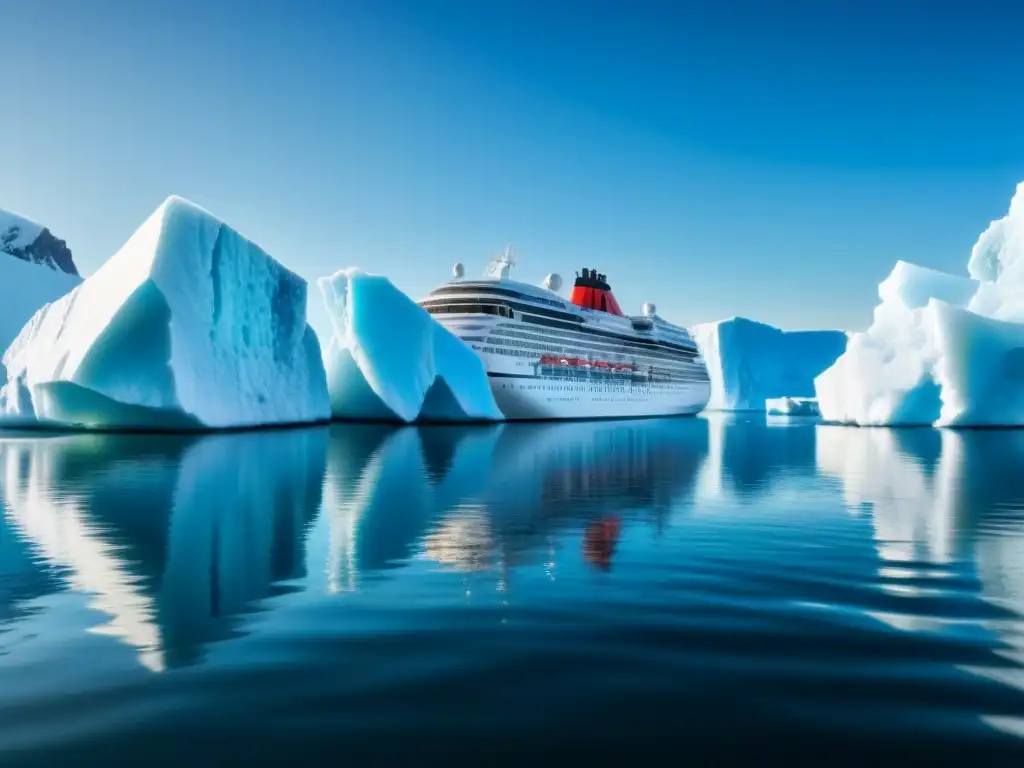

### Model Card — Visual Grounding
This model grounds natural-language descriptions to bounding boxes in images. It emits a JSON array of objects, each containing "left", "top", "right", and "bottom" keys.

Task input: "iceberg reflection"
[
  {"left": 8, "top": 412, "right": 1024, "bottom": 688},
  {"left": 0, "top": 416, "right": 710, "bottom": 668},
  {"left": 4, "top": 416, "right": 1024, "bottom": 757},
  {"left": 317, "top": 422, "right": 499, "bottom": 593},
  {"left": 0, "top": 428, "right": 327, "bottom": 671},
  {"left": 816, "top": 425, "right": 1024, "bottom": 736},
  {"left": 697, "top": 412, "right": 819, "bottom": 503},
  {"left": 816, "top": 426, "right": 958, "bottom": 567}
]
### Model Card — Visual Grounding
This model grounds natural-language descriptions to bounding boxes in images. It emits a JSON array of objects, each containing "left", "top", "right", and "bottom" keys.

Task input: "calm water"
[{"left": 2, "top": 415, "right": 1024, "bottom": 763}]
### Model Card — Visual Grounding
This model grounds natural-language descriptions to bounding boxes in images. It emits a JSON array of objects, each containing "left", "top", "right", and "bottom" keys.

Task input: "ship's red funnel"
[{"left": 569, "top": 269, "right": 624, "bottom": 316}]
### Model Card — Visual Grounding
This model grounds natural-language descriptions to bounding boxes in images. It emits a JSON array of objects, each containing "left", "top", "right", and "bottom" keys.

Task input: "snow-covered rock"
[
  {"left": 0, "top": 196, "right": 330, "bottom": 430},
  {"left": 0, "top": 208, "right": 78, "bottom": 276},
  {"left": 0, "top": 254, "right": 81, "bottom": 377},
  {"left": 319, "top": 268, "right": 502, "bottom": 423},
  {"left": 688, "top": 317, "right": 847, "bottom": 411},
  {"left": 816, "top": 182, "right": 1024, "bottom": 427},
  {"left": 0, "top": 209, "right": 82, "bottom": 377},
  {"left": 766, "top": 397, "right": 820, "bottom": 417}
]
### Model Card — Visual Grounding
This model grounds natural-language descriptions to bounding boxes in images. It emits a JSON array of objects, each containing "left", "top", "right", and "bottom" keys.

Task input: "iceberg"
[
  {"left": 0, "top": 196, "right": 330, "bottom": 430},
  {"left": 966, "top": 181, "right": 1024, "bottom": 321},
  {"left": 688, "top": 317, "right": 847, "bottom": 411},
  {"left": 319, "top": 268, "right": 502, "bottom": 422},
  {"left": 816, "top": 181, "right": 1024, "bottom": 427},
  {"left": 815, "top": 262, "right": 979, "bottom": 426}
]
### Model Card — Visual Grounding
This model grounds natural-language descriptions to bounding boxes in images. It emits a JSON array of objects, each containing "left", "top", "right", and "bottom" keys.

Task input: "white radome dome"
[
  {"left": 642, "top": 302, "right": 656, "bottom": 317},
  {"left": 453, "top": 262, "right": 465, "bottom": 279},
  {"left": 543, "top": 273, "right": 563, "bottom": 292}
]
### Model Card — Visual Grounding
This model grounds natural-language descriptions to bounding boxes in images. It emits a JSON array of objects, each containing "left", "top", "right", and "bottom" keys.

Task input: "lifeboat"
[{"left": 593, "top": 360, "right": 611, "bottom": 370}]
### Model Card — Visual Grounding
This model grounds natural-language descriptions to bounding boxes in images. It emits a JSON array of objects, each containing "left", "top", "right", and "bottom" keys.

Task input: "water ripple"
[{"left": 2, "top": 415, "right": 1024, "bottom": 761}]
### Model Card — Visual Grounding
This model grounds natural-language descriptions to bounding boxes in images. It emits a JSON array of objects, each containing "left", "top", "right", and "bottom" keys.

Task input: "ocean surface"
[{"left": 2, "top": 414, "right": 1024, "bottom": 764}]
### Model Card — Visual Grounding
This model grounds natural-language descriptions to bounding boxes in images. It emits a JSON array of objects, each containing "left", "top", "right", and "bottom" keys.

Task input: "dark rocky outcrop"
[{"left": 1, "top": 223, "right": 78, "bottom": 276}]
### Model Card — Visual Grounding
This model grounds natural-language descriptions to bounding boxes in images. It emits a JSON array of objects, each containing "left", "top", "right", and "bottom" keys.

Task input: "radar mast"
[{"left": 484, "top": 244, "right": 516, "bottom": 279}]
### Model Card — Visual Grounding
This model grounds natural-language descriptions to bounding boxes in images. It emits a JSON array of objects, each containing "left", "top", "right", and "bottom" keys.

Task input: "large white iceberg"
[
  {"left": 319, "top": 268, "right": 502, "bottom": 423},
  {"left": 0, "top": 196, "right": 330, "bottom": 430},
  {"left": 816, "top": 181, "right": 1024, "bottom": 427},
  {"left": 815, "top": 262, "right": 978, "bottom": 426},
  {"left": 688, "top": 317, "right": 846, "bottom": 411},
  {"left": 967, "top": 182, "right": 1024, "bottom": 320}
]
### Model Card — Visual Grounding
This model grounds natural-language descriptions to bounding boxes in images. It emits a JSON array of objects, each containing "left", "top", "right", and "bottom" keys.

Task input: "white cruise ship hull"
[
  {"left": 490, "top": 375, "right": 711, "bottom": 420},
  {"left": 436, "top": 314, "right": 711, "bottom": 421}
]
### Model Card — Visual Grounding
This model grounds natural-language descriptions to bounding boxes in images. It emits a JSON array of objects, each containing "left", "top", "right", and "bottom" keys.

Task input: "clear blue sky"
[{"left": 3, "top": 0, "right": 1024, "bottom": 343}]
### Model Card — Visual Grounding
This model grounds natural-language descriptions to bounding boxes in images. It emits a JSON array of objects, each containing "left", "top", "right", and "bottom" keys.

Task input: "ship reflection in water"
[
  {"left": 3, "top": 415, "right": 1024, "bottom": 761},
  {"left": 322, "top": 418, "right": 707, "bottom": 597}
]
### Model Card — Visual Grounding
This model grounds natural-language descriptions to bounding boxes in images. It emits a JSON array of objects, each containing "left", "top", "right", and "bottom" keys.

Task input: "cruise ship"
[{"left": 418, "top": 249, "right": 711, "bottom": 420}]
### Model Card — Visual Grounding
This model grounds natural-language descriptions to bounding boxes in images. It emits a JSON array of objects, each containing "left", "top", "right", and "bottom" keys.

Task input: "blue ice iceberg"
[
  {"left": 319, "top": 268, "right": 502, "bottom": 423},
  {"left": 688, "top": 317, "right": 846, "bottom": 411},
  {"left": 816, "top": 181, "right": 1024, "bottom": 427},
  {"left": 0, "top": 196, "right": 330, "bottom": 430}
]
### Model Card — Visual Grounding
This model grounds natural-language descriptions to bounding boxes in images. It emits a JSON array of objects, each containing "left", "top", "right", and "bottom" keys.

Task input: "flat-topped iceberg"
[
  {"left": 0, "top": 196, "right": 329, "bottom": 430},
  {"left": 816, "top": 181, "right": 1024, "bottom": 427},
  {"left": 688, "top": 317, "right": 846, "bottom": 411},
  {"left": 319, "top": 268, "right": 502, "bottom": 422}
]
